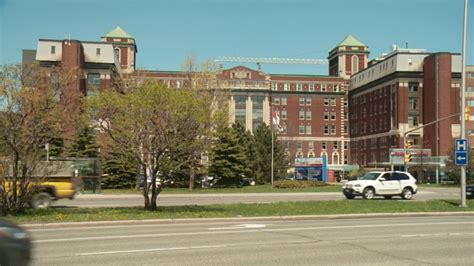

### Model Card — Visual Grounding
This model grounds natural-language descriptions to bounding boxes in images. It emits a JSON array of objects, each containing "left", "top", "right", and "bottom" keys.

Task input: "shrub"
[{"left": 273, "top": 180, "right": 329, "bottom": 189}]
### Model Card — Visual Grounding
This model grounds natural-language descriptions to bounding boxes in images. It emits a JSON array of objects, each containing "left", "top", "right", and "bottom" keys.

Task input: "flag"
[{"left": 272, "top": 111, "right": 284, "bottom": 132}]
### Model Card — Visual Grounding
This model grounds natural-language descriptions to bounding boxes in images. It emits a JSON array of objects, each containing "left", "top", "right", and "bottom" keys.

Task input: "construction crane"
[
  {"left": 214, "top": 56, "right": 328, "bottom": 70},
  {"left": 215, "top": 56, "right": 328, "bottom": 65}
]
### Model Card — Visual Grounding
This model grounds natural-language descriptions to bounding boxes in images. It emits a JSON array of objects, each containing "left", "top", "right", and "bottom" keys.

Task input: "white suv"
[{"left": 342, "top": 171, "right": 418, "bottom": 200}]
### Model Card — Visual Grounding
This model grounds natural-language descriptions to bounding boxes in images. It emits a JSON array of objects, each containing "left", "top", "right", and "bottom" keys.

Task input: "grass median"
[
  {"left": 101, "top": 184, "right": 343, "bottom": 194},
  {"left": 6, "top": 199, "right": 474, "bottom": 224}
]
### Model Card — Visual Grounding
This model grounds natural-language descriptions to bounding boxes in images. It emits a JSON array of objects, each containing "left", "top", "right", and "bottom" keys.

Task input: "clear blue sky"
[{"left": 0, "top": 0, "right": 473, "bottom": 75}]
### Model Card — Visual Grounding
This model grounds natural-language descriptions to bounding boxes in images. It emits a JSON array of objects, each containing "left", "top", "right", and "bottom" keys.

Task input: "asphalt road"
[
  {"left": 54, "top": 187, "right": 462, "bottom": 208},
  {"left": 28, "top": 215, "right": 474, "bottom": 265}
]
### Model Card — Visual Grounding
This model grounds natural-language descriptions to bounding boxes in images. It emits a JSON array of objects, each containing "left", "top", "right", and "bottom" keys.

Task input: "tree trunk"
[
  {"left": 189, "top": 169, "right": 195, "bottom": 191},
  {"left": 142, "top": 165, "right": 150, "bottom": 209}
]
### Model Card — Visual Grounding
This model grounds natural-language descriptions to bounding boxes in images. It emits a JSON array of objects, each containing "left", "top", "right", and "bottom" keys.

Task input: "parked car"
[
  {"left": 0, "top": 219, "right": 31, "bottom": 266},
  {"left": 342, "top": 171, "right": 418, "bottom": 200},
  {"left": 467, "top": 184, "right": 474, "bottom": 199}
]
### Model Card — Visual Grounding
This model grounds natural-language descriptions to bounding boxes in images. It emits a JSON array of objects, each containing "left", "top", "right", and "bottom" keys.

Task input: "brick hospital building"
[{"left": 24, "top": 27, "right": 474, "bottom": 174}]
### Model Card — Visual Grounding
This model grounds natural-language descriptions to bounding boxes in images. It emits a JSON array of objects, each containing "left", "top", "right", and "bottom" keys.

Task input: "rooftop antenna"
[{"left": 64, "top": 34, "right": 71, "bottom": 46}]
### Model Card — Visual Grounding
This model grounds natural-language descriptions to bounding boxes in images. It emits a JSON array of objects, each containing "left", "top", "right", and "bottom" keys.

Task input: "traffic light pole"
[
  {"left": 403, "top": 113, "right": 460, "bottom": 170},
  {"left": 460, "top": 0, "right": 468, "bottom": 208}
]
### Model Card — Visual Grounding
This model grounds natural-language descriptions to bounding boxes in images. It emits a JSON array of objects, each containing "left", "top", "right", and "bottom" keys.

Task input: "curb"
[{"left": 21, "top": 211, "right": 474, "bottom": 229}]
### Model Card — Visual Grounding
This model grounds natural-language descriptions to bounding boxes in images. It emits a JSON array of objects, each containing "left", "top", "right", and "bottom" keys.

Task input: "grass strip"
[
  {"left": 100, "top": 184, "right": 342, "bottom": 195},
  {"left": 6, "top": 199, "right": 474, "bottom": 224}
]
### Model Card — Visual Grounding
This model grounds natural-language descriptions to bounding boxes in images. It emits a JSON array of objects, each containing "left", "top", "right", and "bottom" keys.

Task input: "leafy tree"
[
  {"left": 208, "top": 124, "right": 248, "bottom": 187},
  {"left": 66, "top": 126, "right": 100, "bottom": 158},
  {"left": 0, "top": 64, "right": 72, "bottom": 215},
  {"left": 87, "top": 81, "right": 221, "bottom": 210}
]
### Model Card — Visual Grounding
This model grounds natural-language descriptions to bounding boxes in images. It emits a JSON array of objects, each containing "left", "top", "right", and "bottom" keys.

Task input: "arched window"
[
  {"left": 308, "top": 151, "right": 315, "bottom": 158},
  {"left": 296, "top": 151, "right": 304, "bottom": 158},
  {"left": 352, "top": 55, "right": 359, "bottom": 74}
]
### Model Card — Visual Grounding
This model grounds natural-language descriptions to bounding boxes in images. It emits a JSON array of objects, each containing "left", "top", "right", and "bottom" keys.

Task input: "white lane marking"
[
  {"left": 209, "top": 224, "right": 267, "bottom": 230},
  {"left": 78, "top": 244, "right": 228, "bottom": 257},
  {"left": 33, "top": 221, "right": 474, "bottom": 244},
  {"left": 402, "top": 232, "right": 474, "bottom": 238}
]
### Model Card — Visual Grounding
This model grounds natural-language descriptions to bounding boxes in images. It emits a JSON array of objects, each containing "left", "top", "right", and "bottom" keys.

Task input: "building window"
[
  {"left": 273, "top": 97, "right": 280, "bottom": 105},
  {"left": 408, "top": 115, "right": 419, "bottom": 127},
  {"left": 331, "top": 124, "right": 336, "bottom": 135},
  {"left": 234, "top": 95, "right": 247, "bottom": 125},
  {"left": 344, "top": 142, "right": 348, "bottom": 150},
  {"left": 306, "top": 98, "right": 312, "bottom": 106},
  {"left": 333, "top": 152, "right": 339, "bottom": 164},
  {"left": 331, "top": 111, "right": 336, "bottom": 120},
  {"left": 322, "top": 84, "right": 327, "bottom": 92},
  {"left": 306, "top": 125, "right": 312, "bottom": 134},
  {"left": 324, "top": 125, "right": 329, "bottom": 135},
  {"left": 324, "top": 97, "right": 329, "bottom": 106},
  {"left": 281, "top": 109, "right": 287, "bottom": 119},
  {"left": 352, "top": 55, "right": 359, "bottom": 74},
  {"left": 324, "top": 111, "right": 329, "bottom": 120},
  {"left": 330, "top": 98, "right": 336, "bottom": 106},
  {"left": 299, "top": 97, "right": 305, "bottom": 105},
  {"left": 306, "top": 110, "right": 312, "bottom": 120},
  {"left": 272, "top": 83, "right": 277, "bottom": 91},
  {"left": 334, "top": 84, "right": 339, "bottom": 92},
  {"left": 299, "top": 125, "right": 305, "bottom": 134},
  {"left": 299, "top": 110, "right": 305, "bottom": 120},
  {"left": 296, "top": 83, "right": 302, "bottom": 91},
  {"left": 86, "top": 73, "right": 101, "bottom": 96},
  {"left": 308, "top": 141, "right": 314, "bottom": 150},
  {"left": 333, "top": 141, "right": 338, "bottom": 150},
  {"left": 409, "top": 97, "right": 418, "bottom": 110},
  {"left": 284, "top": 83, "right": 289, "bottom": 91},
  {"left": 281, "top": 97, "right": 287, "bottom": 105},
  {"left": 51, "top": 46, "right": 56, "bottom": 54},
  {"left": 296, "top": 140, "right": 303, "bottom": 150},
  {"left": 409, "top": 83, "right": 419, "bottom": 93},
  {"left": 309, "top": 84, "right": 315, "bottom": 91},
  {"left": 96, "top": 48, "right": 101, "bottom": 56},
  {"left": 322, "top": 142, "right": 327, "bottom": 149}
]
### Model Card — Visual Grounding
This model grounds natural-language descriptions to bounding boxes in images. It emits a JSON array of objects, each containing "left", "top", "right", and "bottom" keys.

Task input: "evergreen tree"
[
  {"left": 231, "top": 122, "right": 255, "bottom": 179},
  {"left": 252, "top": 124, "right": 289, "bottom": 184},
  {"left": 67, "top": 126, "right": 100, "bottom": 158},
  {"left": 208, "top": 125, "right": 248, "bottom": 187},
  {"left": 101, "top": 151, "right": 138, "bottom": 189}
]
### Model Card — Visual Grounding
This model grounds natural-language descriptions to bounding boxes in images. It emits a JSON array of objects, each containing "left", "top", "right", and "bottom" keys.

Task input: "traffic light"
[
  {"left": 465, "top": 106, "right": 470, "bottom": 121},
  {"left": 404, "top": 152, "right": 412, "bottom": 163},
  {"left": 405, "top": 140, "right": 412, "bottom": 163}
]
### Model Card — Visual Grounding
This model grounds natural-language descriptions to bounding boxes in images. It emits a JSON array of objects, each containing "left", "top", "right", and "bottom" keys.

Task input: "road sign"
[
  {"left": 455, "top": 151, "right": 468, "bottom": 165},
  {"left": 456, "top": 139, "right": 468, "bottom": 152},
  {"left": 455, "top": 139, "right": 468, "bottom": 166}
]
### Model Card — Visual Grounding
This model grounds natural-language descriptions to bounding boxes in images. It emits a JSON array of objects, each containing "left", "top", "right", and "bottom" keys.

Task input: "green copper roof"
[
  {"left": 337, "top": 35, "right": 366, "bottom": 47},
  {"left": 102, "top": 26, "right": 134, "bottom": 39}
]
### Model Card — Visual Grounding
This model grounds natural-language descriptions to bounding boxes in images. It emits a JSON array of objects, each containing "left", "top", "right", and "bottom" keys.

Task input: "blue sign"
[
  {"left": 455, "top": 139, "right": 468, "bottom": 166},
  {"left": 455, "top": 151, "right": 468, "bottom": 165},
  {"left": 456, "top": 139, "right": 468, "bottom": 152}
]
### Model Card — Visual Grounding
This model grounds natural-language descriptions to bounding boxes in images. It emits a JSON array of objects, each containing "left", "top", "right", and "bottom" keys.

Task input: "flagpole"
[{"left": 271, "top": 107, "right": 274, "bottom": 186}]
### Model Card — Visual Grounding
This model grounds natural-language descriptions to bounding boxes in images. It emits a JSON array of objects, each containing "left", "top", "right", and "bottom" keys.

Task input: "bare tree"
[{"left": 0, "top": 63, "right": 73, "bottom": 215}]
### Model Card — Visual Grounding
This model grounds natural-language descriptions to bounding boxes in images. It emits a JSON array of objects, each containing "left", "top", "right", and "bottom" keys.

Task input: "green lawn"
[
  {"left": 7, "top": 199, "right": 474, "bottom": 224},
  {"left": 101, "top": 184, "right": 343, "bottom": 194}
]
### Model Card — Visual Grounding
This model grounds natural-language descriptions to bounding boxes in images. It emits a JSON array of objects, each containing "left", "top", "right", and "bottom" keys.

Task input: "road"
[
  {"left": 29, "top": 215, "right": 474, "bottom": 265},
  {"left": 54, "top": 187, "right": 462, "bottom": 208}
]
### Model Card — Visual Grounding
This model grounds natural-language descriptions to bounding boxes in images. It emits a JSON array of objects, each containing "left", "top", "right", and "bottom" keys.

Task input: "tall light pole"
[{"left": 460, "top": 0, "right": 469, "bottom": 208}]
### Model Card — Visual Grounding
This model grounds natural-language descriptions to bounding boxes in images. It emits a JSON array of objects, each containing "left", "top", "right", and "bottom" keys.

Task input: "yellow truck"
[
  {"left": 1, "top": 177, "right": 76, "bottom": 209},
  {"left": 29, "top": 177, "right": 77, "bottom": 208}
]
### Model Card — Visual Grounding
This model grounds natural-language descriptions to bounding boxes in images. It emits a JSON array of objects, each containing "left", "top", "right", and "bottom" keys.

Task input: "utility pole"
[{"left": 460, "top": 0, "right": 468, "bottom": 208}]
